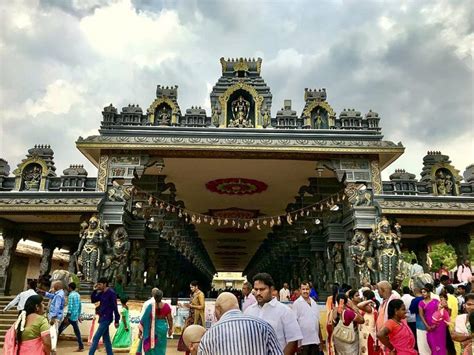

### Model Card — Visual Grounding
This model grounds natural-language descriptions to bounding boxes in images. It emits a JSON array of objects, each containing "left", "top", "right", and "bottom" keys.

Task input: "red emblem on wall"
[{"left": 205, "top": 178, "right": 268, "bottom": 195}]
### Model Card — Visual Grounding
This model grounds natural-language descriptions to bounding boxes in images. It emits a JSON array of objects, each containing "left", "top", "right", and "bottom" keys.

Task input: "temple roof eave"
[
  {"left": 0, "top": 191, "right": 106, "bottom": 212},
  {"left": 374, "top": 194, "right": 474, "bottom": 216},
  {"left": 76, "top": 128, "right": 404, "bottom": 170}
]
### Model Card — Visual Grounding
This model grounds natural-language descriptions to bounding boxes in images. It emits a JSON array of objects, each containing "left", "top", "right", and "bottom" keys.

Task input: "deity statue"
[
  {"left": 435, "top": 169, "right": 455, "bottom": 196},
  {"left": 145, "top": 249, "right": 157, "bottom": 287},
  {"left": 371, "top": 217, "right": 402, "bottom": 283},
  {"left": 129, "top": 240, "right": 146, "bottom": 287},
  {"left": 22, "top": 165, "right": 42, "bottom": 191},
  {"left": 212, "top": 106, "right": 221, "bottom": 127},
  {"left": 157, "top": 106, "right": 171, "bottom": 126},
  {"left": 262, "top": 108, "right": 271, "bottom": 128},
  {"left": 102, "top": 227, "right": 130, "bottom": 283},
  {"left": 332, "top": 243, "right": 346, "bottom": 285},
  {"left": 74, "top": 216, "right": 109, "bottom": 283},
  {"left": 229, "top": 95, "right": 253, "bottom": 128},
  {"left": 314, "top": 109, "right": 324, "bottom": 129}
]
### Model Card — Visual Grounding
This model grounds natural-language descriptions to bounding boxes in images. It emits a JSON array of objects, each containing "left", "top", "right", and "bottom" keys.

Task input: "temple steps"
[
  {"left": 0, "top": 296, "right": 50, "bottom": 347},
  {"left": 0, "top": 296, "right": 16, "bottom": 347}
]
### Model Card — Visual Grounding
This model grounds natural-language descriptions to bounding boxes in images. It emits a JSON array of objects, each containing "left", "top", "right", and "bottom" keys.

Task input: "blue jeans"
[
  {"left": 89, "top": 320, "right": 113, "bottom": 355},
  {"left": 58, "top": 319, "right": 84, "bottom": 349}
]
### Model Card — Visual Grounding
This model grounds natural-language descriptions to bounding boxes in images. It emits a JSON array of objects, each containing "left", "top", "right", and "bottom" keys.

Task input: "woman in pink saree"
[
  {"left": 419, "top": 287, "right": 447, "bottom": 355},
  {"left": 3, "top": 294, "right": 51, "bottom": 355}
]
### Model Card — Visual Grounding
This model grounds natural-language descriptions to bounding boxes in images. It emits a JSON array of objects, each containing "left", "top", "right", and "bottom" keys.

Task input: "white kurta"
[
  {"left": 245, "top": 297, "right": 302, "bottom": 350},
  {"left": 292, "top": 296, "right": 321, "bottom": 346}
]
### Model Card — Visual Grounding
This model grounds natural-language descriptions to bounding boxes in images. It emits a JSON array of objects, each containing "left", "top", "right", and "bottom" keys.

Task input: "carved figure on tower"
[
  {"left": 229, "top": 95, "right": 253, "bottom": 128},
  {"left": 22, "top": 165, "right": 42, "bottom": 191},
  {"left": 371, "top": 217, "right": 402, "bottom": 283},
  {"left": 74, "top": 216, "right": 109, "bottom": 283},
  {"left": 102, "top": 227, "right": 130, "bottom": 283},
  {"left": 435, "top": 170, "right": 454, "bottom": 196}
]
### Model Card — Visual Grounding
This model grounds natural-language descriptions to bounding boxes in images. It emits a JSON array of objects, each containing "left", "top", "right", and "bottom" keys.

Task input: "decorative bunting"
[{"left": 132, "top": 187, "right": 347, "bottom": 230}]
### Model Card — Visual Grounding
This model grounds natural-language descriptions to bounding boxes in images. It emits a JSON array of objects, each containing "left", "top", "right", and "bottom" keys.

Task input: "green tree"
[{"left": 429, "top": 243, "right": 457, "bottom": 272}]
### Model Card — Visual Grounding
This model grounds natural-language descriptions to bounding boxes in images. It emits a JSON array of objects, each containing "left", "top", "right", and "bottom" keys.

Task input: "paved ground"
[{"left": 58, "top": 338, "right": 181, "bottom": 354}]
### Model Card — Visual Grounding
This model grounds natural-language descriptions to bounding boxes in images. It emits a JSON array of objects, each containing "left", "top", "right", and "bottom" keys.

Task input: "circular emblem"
[{"left": 205, "top": 178, "right": 267, "bottom": 195}]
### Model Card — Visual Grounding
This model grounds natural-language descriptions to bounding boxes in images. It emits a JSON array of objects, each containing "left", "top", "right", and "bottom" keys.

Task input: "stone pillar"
[
  {"left": 414, "top": 243, "right": 430, "bottom": 273},
  {"left": 0, "top": 230, "right": 20, "bottom": 295},
  {"left": 39, "top": 239, "right": 58, "bottom": 277},
  {"left": 446, "top": 234, "right": 471, "bottom": 266}
]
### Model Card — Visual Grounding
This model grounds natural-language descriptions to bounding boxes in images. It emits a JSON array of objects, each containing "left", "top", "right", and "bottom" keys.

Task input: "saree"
[
  {"left": 137, "top": 302, "right": 171, "bottom": 355},
  {"left": 113, "top": 307, "right": 132, "bottom": 349},
  {"left": 420, "top": 299, "right": 447, "bottom": 355},
  {"left": 359, "top": 307, "right": 381, "bottom": 355},
  {"left": 384, "top": 319, "right": 417, "bottom": 355},
  {"left": 3, "top": 316, "right": 49, "bottom": 355}
]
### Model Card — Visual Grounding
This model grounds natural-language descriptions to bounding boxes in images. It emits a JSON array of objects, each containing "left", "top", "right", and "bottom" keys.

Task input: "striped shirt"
[{"left": 198, "top": 309, "right": 283, "bottom": 355}]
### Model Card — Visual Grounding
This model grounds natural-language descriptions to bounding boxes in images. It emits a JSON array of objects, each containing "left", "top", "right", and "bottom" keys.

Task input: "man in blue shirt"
[
  {"left": 42, "top": 280, "right": 66, "bottom": 354},
  {"left": 89, "top": 277, "right": 120, "bottom": 355},
  {"left": 58, "top": 282, "right": 83, "bottom": 351}
]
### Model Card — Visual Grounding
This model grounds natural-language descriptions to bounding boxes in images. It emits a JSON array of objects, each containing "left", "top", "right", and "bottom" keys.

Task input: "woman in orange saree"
[{"left": 3, "top": 295, "right": 51, "bottom": 355}]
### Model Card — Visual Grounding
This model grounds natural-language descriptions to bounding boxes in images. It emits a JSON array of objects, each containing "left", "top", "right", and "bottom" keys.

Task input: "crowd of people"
[{"left": 1, "top": 262, "right": 473, "bottom": 355}]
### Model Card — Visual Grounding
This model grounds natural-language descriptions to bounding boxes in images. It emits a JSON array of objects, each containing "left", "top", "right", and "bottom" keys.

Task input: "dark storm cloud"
[{"left": 1, "top": 0, "right": 472, "bottom": 179}]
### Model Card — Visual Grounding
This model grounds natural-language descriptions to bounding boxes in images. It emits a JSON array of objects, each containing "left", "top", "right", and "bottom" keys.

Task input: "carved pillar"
[
  {"left": 446, "top": 234, "right": 471, "bottom": 266},
  {"left": 370, "top": 160, "right": 383, "bottom": 195},
  {"left": 0, "top": 230, "right": 21, "bottom": 295},
  {"left": 39, "top": 239, "right": 58, "bottom": 277}
]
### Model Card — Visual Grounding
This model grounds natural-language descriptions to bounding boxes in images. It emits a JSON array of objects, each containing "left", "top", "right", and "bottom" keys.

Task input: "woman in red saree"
[
  {"left": 3, "top": 294, "right": 51, "bottom": 355},
  {"left": 377, "top": 299, "right": 417, "bottom": 355}
]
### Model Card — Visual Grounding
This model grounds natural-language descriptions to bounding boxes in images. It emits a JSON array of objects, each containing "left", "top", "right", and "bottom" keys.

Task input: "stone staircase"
[{"left": 0, "top": 296, "right": 17, "bottom": 347}]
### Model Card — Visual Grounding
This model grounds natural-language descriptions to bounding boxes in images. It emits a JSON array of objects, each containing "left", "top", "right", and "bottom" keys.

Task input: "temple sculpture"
[
  {"left": 102, "top": 227, "right": 130, "bottom": 282},
  {"left": 74, "top": 216, "right": 109, "bottom": 283},
  {"left": 349, "top": 230, "right": 377, "bottom": 285},
  {"left": 371, "top": 217, "right": 402, "bottom": 283},
  {"left": 229, "top": 95, "right": 253, "bottom": 128}
]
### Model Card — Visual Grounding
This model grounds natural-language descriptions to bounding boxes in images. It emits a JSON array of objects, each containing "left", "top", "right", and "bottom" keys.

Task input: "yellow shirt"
[{"left": 447, "top": 294, "right": 458, "bottom": 327}]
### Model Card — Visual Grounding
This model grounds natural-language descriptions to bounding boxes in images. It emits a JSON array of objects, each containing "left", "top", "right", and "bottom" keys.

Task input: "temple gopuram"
[{"left": 1, "top": 57, "right": 473, "bottom": 297}]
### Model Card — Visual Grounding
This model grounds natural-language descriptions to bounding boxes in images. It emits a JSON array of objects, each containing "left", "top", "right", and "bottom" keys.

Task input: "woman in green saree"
[{"left": 112, "top": 297, "right": 131, "bottom": 349}]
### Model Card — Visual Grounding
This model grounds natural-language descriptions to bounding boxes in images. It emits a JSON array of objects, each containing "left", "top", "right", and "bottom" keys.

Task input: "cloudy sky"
[{"left": 1, "top": 0, "right": 472, "bottom": 180}]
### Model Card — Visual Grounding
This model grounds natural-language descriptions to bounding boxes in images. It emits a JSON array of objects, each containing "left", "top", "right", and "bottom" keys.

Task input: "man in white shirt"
[
  {"left": 409, "top": 259, "right": 424, "bottom": 278},
  {"left": 457, "top": 259, "right": 472, "bottom": 284},
  {"left": 400, "top": 286, "right": 416, "bottom": 336},
  {"left": 245, "top": 273, "right": 302, "bottom": 355},
  {"left": 435, "top": 275, "right": 450, "bottom": 295},
  {"left": 3, "top": 280, "right": 37, "bottom": 313},
  {"left": 279, "top": 283, "right": 291, "bottom": 302},
  {"left": 292, "top": 281, "right": 323, "bottom": 355},
  {"left": 242, "top": 281, "right": 256, "bottom": 312}
]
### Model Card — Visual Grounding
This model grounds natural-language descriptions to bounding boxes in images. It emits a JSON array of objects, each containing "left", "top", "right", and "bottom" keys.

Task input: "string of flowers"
[{"left": 132, "top": 187, "right": 347, "bottom": 231}]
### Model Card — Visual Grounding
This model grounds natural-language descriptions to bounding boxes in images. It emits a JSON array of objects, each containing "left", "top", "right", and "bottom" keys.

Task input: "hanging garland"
[{"left": 132, "top": 187, "right": 347, "bottom": 231}]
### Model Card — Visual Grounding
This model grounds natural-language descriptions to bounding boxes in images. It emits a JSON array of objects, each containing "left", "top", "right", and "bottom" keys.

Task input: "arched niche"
[
  {"left": 227, "top": 89, "right": 255, "bottom": 128},
  {"left": 154, "top": 102, "right": 172, "bottom": 126},
  {"left": 303, "top": 101, "right": 336, "bottom": 129},
  {"left": 21, "top": 163, "right": 43, "bottom": 191},
  {"left": 432, "top": 167, "right": 459, "bottom": 196}
]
